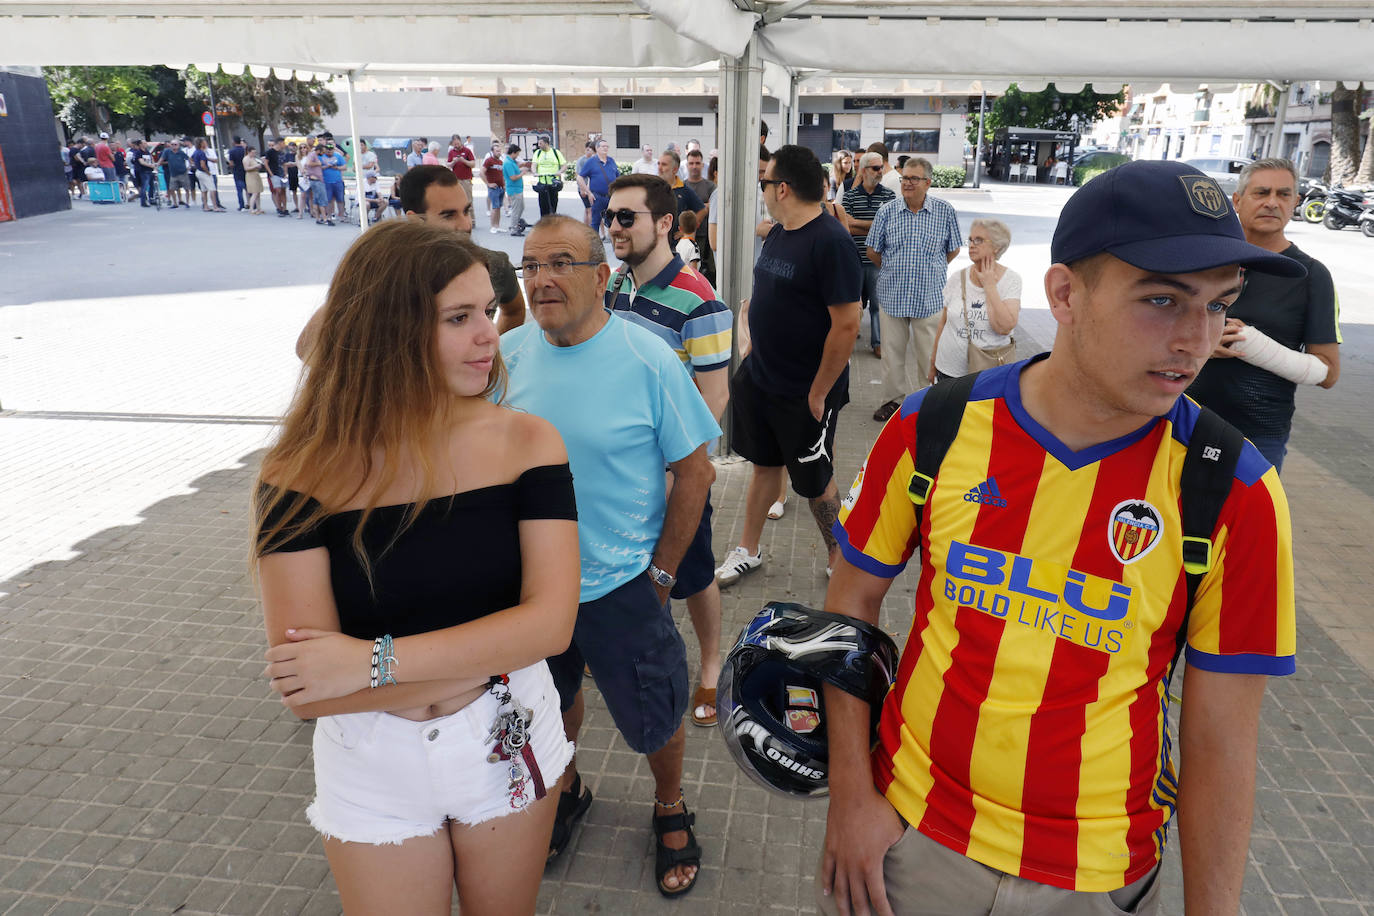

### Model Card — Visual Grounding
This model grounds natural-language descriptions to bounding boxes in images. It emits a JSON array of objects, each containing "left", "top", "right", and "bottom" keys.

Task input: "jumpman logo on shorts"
[{"left": 797, "top": 410, "right": 833, "bottom": 464}]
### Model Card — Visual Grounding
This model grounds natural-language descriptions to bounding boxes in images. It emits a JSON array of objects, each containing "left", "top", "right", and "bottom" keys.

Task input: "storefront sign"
[{"left": 844, "top": 97, "right": 904, "bottom": 111}]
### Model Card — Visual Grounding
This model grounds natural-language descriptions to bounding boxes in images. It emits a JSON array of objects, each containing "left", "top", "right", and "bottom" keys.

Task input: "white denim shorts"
[{"left": 306, "top": 661, "right": 573, "bottom": 845}]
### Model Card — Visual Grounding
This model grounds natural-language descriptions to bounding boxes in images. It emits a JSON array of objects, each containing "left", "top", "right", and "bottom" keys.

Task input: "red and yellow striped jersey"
[{"left": 835, "top": 361, "right": 1295, "bottom": 892}]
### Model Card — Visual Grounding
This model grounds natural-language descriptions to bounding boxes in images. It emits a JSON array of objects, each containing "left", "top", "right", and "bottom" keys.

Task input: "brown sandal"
[
  {"left": 691, "top": 685, "right": 717, "bottom": 727},
  {"left": 872, "top": 399, "right": 901, "bottom": 422}
]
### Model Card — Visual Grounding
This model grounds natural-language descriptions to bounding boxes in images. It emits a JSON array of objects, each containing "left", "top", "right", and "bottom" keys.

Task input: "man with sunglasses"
[
  {"left": 501, "top": 215, "right": 720, "bottom": 897},
  {"left": 603, "top": 173, "right": 733, "bottom": 733},
  {"left": 716, "top": 145, "right": 863, "bottom": 588},
  {"left": 842, "top": 151, "right": 896, "bottom": 360}
]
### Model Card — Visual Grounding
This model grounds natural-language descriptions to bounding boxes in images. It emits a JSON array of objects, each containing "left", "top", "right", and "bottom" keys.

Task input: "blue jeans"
[
  {"left": 1246, "top": 434, "right": 1288, "bottom": 475},
  {"left": 233, "top": 174, "right": 247, "bottom": 209},
  {"left": 137, "top": 171, "right": 154, "bottom": 205},
  {"left": 861, "top": 262, "right": 881, "bottom": 347}
]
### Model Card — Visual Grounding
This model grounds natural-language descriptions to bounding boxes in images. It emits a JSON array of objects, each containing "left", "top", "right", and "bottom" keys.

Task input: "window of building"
[
  {"left": 616, "top": 125, "right": 640, "bottom": 149},
  {"left": 678, "top": 116, "right": 704, "bottom": 127},
  {"left": 831, "top": 129, "right": 861, "bottom": 153},
  {"left": 883, "top": 129, "right": 939, "bottom": 154}
]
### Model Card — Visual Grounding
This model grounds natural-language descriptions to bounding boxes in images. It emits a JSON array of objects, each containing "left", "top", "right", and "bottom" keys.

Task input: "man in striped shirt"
[
  {"left": 819, "top": 160, "right": 1302, "bottom": 916},
  {"left": 605, "top": 172, "right": 733, "bottom": 730},
  {"left": 842, "top": 152, "right": 895, "bottom": 360}
]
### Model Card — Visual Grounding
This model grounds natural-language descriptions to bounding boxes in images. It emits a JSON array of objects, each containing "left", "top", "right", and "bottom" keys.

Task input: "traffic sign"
[{"left": 201, "top": 111, "right": 215, "bottom": 126}]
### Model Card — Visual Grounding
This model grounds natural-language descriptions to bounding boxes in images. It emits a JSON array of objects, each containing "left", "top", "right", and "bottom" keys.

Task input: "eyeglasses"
[
  {"left": 899, "top": 176, "right": 931, "bottom": 185},
  {"left": 968, "top": 236, "right": 989, "bottom": 245},
  {"left": 759, "top": 179, "right": 787, "bottom": 192},
  {"left": 516, "top": 258, "right": 600, "bottom": 278},
  {"left": 601, "top": 208, "right": 655, "bottom": 228}
]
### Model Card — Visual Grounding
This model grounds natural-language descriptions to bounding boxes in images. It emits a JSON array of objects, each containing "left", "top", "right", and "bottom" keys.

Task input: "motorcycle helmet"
[{"left": 718, "top": 602, "right": 900, "bottom": 798}]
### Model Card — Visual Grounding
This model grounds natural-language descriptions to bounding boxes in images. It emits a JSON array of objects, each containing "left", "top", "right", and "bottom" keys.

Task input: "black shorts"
[
  {"left": 729, "top": 359, "right": 847, "bottom": 499},
  {"left": 670, "top": 491, "right": 715, "bottom": 600}
]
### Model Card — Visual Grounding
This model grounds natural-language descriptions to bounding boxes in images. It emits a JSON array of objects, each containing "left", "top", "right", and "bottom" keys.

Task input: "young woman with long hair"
[
  {"left": 254, "top": 220, "right": 579, "bottom": 915},
  {"left": 829, "top": 149, "right": 855, "bottom": 200}
]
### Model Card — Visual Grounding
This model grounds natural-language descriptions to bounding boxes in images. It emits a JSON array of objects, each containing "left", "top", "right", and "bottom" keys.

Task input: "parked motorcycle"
[
  {"left": 1360, "top": 206, "right": 1374, "bottom": 238},
  {"left": 1320, "top": 187, "right": 1374, "bottom": 230},
  {"left": 1300, "top": 180, "right": 1330, "bottom": 223}
]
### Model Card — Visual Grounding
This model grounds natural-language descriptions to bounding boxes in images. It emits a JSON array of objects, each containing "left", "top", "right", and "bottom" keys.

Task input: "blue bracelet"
[{"left": 370, "top": 634, "right": 399, "bottom": 688}]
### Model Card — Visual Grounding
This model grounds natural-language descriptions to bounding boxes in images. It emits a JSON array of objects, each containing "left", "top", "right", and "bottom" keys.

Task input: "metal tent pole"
[
  {"left": 972, "top": 90, "right": 987, "bottom": 188},
  {"left": 718, "top": 37, "right": 764, "bottom": 453},
  {"left": 345, "top": 71, "right": 366, "bottom": 232}
]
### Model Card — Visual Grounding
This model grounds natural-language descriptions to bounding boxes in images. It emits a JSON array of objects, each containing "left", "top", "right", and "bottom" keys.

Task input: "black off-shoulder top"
[{"left": 257, "top": 463, "right": 576, "bottom": 639}]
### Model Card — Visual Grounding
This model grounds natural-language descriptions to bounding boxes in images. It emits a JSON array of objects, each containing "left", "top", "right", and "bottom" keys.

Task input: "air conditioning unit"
[{"left": 620, "top": 98, "right": 635, "bottom": 111}]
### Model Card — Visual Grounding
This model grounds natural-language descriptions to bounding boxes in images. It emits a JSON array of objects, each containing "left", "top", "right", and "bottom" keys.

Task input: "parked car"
[
  {"left": 1071, "top": 151, "right": 1131, "bottom": 184},
  {"left": 1182, "top": 157, "right": 1252, "bottom": 194}
]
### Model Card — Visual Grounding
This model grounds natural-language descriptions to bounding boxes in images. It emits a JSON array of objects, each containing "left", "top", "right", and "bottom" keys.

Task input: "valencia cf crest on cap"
[
  {"left": 1178, "top": 174, "right": 1229, "bottom": 220},
  {"left": 1108, "top": 499, "right": 1163, "bottom": 565}
]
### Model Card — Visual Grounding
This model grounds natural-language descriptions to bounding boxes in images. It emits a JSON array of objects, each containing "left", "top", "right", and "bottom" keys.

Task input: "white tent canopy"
[{"left": 3, "top": 1, "right": 1371, "bottom": 84}]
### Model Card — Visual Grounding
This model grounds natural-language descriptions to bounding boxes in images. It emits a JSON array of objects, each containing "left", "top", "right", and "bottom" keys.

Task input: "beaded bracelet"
[{"left": 369, "top": 634, "right": 398, "bottom": 688}]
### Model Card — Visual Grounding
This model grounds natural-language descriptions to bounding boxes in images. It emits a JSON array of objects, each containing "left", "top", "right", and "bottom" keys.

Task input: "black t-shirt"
[
  {"left": 229, "top": 145, "right": 246, "bottom": 179},
  {"left": 1187, "top": 243, "right": 1338, "bottom": 441},
  {"left": 257, "top": 464, "right": 576, "bottom": 639},
  {"left": 747, "top": 211, "right": 863, "bottom": 398},
  {"left": 264, "top": 147, "right": 284, "bottom": 177}
]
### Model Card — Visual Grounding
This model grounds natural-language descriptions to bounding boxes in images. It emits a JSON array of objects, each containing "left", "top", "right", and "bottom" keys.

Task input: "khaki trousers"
[
  {"left": 879, "top": 311, "right": 943, "bottom": 404},
  {"left": 815, "top": 826, "right": 1162, "bottom": 916}
]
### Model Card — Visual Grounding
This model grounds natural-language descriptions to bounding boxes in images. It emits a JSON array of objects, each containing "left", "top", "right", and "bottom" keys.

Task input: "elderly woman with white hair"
[{"left": 929, "top": 217, "right": 1022, "bottom": 382}]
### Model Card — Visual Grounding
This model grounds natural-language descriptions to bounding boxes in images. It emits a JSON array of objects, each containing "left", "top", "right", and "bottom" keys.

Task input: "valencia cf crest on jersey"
[{"left": 1108, "top": 499, "right": 1163, "bottom": 565}]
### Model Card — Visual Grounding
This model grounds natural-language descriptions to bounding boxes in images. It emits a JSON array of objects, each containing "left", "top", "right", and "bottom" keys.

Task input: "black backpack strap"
[
  {"left": 907, "top": 372, "right": 979, "bottom": 531},
  {"left": 1172, "top": 405, "right": 1245, "bottom": 671}
]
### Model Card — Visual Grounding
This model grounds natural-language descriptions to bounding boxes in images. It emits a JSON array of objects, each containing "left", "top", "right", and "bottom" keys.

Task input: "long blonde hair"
[{"left": 253, "top": 220, "right": 506, "bottom": 579}]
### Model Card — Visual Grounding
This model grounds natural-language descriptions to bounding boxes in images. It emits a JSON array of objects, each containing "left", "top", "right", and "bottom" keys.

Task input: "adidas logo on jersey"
[{"left": 964, "top": 477, "right": 1008, "bottom": 508}]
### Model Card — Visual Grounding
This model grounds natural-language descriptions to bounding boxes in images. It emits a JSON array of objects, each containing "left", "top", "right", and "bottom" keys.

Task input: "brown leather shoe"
[{"left": 872, "top": 344, "right": 882, "bottom": 359}]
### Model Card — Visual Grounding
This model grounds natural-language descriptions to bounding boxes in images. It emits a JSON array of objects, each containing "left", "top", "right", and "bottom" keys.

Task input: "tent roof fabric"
[{"left": 1, "top": 0, "right": 1369, "bottom": 84}]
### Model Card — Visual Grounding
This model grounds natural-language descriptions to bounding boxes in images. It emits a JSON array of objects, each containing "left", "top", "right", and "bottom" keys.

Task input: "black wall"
[{"left": 0, "top": 70, "right": 70, "bottom": 220}]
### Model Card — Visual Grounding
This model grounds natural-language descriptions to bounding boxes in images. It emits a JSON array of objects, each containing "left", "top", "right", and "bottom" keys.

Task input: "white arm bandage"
[{"left": 1235, "top": 325, "right": 1329, "bottom": 386}]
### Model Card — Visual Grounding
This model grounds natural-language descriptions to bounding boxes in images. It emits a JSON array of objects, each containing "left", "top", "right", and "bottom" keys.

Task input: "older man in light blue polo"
[{"left": 865, "top": 156, "right": 962, "bottom": 422}]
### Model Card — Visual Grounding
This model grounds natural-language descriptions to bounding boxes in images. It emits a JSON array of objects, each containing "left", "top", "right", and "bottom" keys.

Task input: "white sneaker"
[
  {"left": 715, "top": 547, "right": 763, "bottom": 587},
  {"left": 490, "top": 226, "right": 501, "bottom": 234}
]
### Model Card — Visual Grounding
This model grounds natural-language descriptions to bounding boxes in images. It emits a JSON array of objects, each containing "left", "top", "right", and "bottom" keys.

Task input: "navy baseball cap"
[{"left": 1051, "top": 160, "right": 1306, "bottom": 278}]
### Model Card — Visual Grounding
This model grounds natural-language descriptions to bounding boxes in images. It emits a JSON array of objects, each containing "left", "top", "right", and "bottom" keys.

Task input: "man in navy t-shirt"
[
  {"left": 715, "top": 145, "right": 863, "bottom": 588},
  {"left": 228, "top": 137, "right": 247, "bottom": 210}
]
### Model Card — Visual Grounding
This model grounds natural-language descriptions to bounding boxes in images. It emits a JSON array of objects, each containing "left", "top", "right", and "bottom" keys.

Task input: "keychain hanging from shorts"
[{"left": 484, "top": 675, "right": 546, "bottom": 809}]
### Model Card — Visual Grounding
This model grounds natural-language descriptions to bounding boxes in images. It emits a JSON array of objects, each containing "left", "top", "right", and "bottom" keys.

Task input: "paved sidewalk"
[{"left": 1, "top": 193, "right": 1372, "bottom": 914}]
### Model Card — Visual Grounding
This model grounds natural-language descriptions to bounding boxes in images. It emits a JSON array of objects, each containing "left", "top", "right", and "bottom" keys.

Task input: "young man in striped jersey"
[
  {"left": 604, "top": 172, "right": 733, "bottom": 729},
  {"left": 819, "top": 160, "right": 1303, "bottom": 916}
]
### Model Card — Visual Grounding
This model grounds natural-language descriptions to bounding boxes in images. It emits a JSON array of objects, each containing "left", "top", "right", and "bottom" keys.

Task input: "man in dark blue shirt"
[
  {"left": 228, "top": 137, "right": 247, "bottom": 210},
  {"left": 715, "top": 145, "right": 863, "bottom": 588}
]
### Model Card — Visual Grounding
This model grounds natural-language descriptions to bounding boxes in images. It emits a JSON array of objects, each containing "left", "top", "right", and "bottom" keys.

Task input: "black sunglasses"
[
  {"left": 759, "top": 179, "right": 787, "bottom": 192},
  {"left": 601, "top": 208, "right": 655, "bottom": 228}
]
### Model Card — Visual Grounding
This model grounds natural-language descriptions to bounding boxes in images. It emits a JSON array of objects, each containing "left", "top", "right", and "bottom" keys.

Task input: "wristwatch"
[{"left": 647, "top": 564, "right": 677, "bottom": 588}]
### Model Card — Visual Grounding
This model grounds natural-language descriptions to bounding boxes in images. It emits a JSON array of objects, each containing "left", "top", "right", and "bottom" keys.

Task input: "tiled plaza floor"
[{"left": 1, "top": 191, "right": 1371, "bottom": 914}]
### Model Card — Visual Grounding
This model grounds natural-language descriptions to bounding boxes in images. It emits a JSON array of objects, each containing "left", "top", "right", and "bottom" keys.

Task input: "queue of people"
[{"left": 252, "top": 145, "right": 1331, "bottom": 915}]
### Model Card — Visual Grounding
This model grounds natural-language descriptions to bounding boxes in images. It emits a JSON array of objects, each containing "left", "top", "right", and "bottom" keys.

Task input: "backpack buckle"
[
  {"left": 907, "top": 472, "right": 934, "bottom": 506},
  {"left": 1181, "top": 536, "right": 1213, "bottom": 575}
]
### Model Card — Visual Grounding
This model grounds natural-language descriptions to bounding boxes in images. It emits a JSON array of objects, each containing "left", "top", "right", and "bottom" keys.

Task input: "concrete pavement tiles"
[{"left": 3, "top": 198, "right": 1372, "bottom": 914}]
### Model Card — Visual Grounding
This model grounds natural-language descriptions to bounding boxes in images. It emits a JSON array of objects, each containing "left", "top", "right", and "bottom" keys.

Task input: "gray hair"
[
  {"left": 858, "top": 151, "right": 884, "bottom": 171},
  {"left": 969, "top": 218, "right": 1012, "bottom": 258},
  {"left": 428, "top": 141, "right": 442, "bottom": 155},
  {"left": 1236, "top": 158, "right": 1298, "bottom": 197},
  {"left": 902, "top": 156, "right": 934, "bottom": 179},
  {"left": 528, "top": 214, "right": 607, "bottom": 266}
]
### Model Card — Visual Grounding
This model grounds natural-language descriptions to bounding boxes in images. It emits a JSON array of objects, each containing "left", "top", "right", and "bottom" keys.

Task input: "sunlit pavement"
[{"left": 1, "top": 183, "right": 1371, "bottom": 914}]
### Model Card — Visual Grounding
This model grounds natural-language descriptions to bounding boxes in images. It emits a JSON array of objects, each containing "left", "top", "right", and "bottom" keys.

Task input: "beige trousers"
[
  {"left": 879, "top": 311, "right": 943, "bottom": 404},
  {"left": 815, "top": 825, "right": 1162, "bottom": 916}
]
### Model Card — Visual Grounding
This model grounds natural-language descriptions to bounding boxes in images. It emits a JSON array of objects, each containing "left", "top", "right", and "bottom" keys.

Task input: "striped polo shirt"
[
  {"left": 605, "top": 255, "right": 733, "bottom": 376},
  {"left": 836, "top": 359, "right": 1294, "bottom": 892},
  {"left": 841, "top": 182, "right": 896, "bottom": 265}
]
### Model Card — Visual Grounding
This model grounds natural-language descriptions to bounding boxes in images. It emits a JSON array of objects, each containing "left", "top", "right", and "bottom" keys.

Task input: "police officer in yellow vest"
[{"left": 532, "top": 135, "right": 567, "bottom": 218}]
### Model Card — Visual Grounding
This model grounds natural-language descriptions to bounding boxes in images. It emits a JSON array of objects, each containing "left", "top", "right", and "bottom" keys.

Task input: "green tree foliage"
[
  {"left": 183, "top": 68, "right": 339, "bottom": 149},
  {"left": 46, "top": 66, "right": 158, "bottom": 136},
  {"left": 138, "top": 67, "right": 204, "bottom": 140},
  {"left": 967, "top": 83, "right": 1125, "bottom": 147}
]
